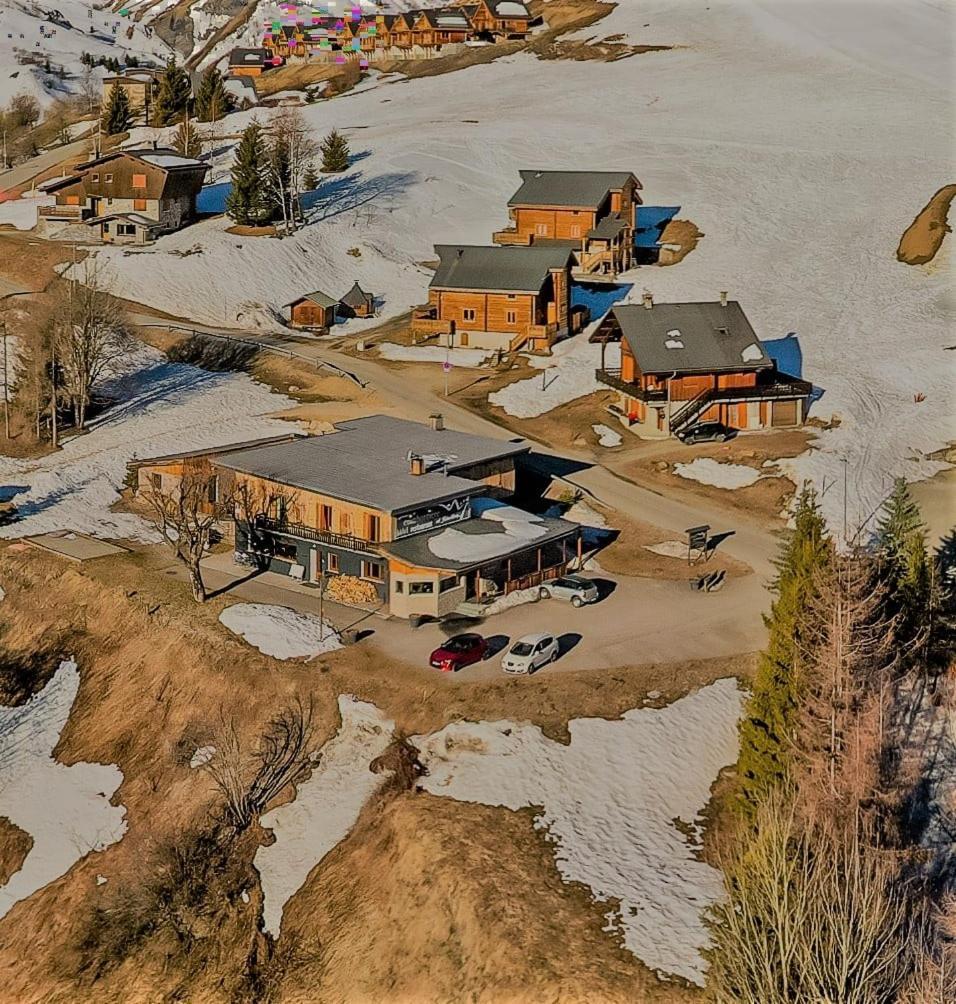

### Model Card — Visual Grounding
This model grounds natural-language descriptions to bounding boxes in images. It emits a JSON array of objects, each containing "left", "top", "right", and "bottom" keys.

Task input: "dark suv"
[{"left": 677, "top": 421, "right": 736, "bottom": 444}]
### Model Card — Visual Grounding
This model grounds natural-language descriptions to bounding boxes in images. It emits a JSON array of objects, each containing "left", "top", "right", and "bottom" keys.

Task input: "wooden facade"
[{"left": 287, "top": 297, "right": 336, "bottom": 331}]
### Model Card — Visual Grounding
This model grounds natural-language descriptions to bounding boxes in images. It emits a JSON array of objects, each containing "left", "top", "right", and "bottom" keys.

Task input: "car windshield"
[
  {"left": 510, "top": 642, "right": 534, "bottom": 657},
  {"left": 445, "top": 635, "right": 475, "bottom": 651}
]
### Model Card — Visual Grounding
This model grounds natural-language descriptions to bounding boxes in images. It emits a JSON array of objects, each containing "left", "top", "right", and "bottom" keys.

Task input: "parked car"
[
  {"left": 677, "top": 421, "right": 735, "bottom": 444},
  {"left": 538, "top": 574, "right": 599, "bottom": 607},
  {"left": 502, "top": 633, "right": 560, "bottom": 675},
  {"left": 429, "top": 632, "right": 488, "bottom": 672}
]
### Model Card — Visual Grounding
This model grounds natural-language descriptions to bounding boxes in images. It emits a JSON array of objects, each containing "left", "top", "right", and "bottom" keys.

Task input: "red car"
[{"left": 429, "top": 633, "right": 488, "bottom": 672}]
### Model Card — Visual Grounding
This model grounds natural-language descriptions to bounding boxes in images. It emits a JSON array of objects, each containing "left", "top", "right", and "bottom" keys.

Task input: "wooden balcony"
[
  {"left": 595, "top": 368, "right": 667, "bottom": 401},
  {"left": 38, "top": 204, "right": 87, "bottom": 221},
  {"left": 492, "top": 228, "right": 533, "bottom": 246},
  {"left": 252, "top": 515, "right": 378, "bottom": 554}
]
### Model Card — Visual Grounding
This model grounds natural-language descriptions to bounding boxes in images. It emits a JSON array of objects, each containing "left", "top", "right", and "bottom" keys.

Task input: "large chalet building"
[
  {"left": 40, "top": 148, "right": 209, "bottom": 244},
  {"left": 413, "top": 244, "right": 575, "bottom": 353},
  {"left": 493, "top": 170, "right": 643, "bottom": 277},
  {"left": 138, "top": 415, "right": 582, "bottom": 620},
  {"left": 594, "top": 296, "right": 813, "bottom": 437},
  {"left": 100, "top": 68, "right": 162, "bottom": 126}
]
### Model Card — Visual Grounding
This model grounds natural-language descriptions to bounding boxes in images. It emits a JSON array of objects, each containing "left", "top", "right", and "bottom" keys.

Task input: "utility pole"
[
  {"left": 841, "top": 457, "right": 849, "bottom": 544},
  {"left": 50, "top": 333, "right": 58, "bottom": 450},
  {"left": 1, "top": 317, "right": 9, "bottom": 440}
]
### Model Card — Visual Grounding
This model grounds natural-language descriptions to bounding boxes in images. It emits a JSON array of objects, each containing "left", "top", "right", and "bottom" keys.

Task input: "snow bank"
[
  {"left": 592, "top": 423, "right": 623, "bottom": 447},
  {"left": 482, "top": 584, "right": 541, "bottom": 615},
  {"left": 254, "top": 695, "right": 394, "bottom": 936},
  {"left": 0, "top": 344, "right": 297, "bottom": 542},
  {"left": 375, "top": 342, "right": 492, "bottom": 367},
  {"left": 219, "top": 603, "right": 342, "bottom": 660},
  {"left": 674, "top": 458, "right": 764, "bottom": 489},
  {"left": 0, "top": 194, "right": 53, "bottom": 231},
  {"left": 412, "top": 678, "right": 745, "bottom": 985},
  {"left": 0, "top": 659, "right": 127, "bottom": 919}
]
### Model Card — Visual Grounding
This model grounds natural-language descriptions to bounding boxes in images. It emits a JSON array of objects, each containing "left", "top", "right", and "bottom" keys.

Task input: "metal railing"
[
  {"left": 594, "top": 368, "right": 667, "bottom": 401},
  {"left": 253, "top": 515, "right": 378, "bottom": 553}
]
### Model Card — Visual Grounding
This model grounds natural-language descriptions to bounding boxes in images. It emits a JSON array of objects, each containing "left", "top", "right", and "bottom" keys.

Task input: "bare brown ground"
[
  {"left": 896, "top": 184, "right": 956, "bottom": 266},
  {"left": 0, "top": 231, "right": 81, "bottom": 290},
  {"left": 0, "top": 819, "right": 31, "bottom": 887},
  {"left": 658, "top": 219, "right": 703, "bottom": 266},
  {"left": 224, "top": 223, "right": 279, "bottom": 237},
  {"left": 0, "top": 544, "right": 747, "bottom": 1002}
]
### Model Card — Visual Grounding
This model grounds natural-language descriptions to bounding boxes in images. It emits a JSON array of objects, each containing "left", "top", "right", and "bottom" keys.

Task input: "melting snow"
[
  {"left": 592, "top": 423, "right": 623, "bottom": 447},
  {"left": 219, "top": 603, "right": 342, "bottom": 660},
  {"left": 254, "top": 696, "right": 395, "bottom": 936},
  {"left": 674, "top": 458, "right": 764, "bottom": 489},
  {"left": 427, "top": 498, "right": 548, "bottom": 563},
  {"left": 740, "top": 342, "right": 763, "bottom": 363},
  {"left": 412, "top": 679, "right": 745, "bottom": 985},
  {"left": 0, "top": 660, "right": 127, "bottom": 919},
  {"left": 375, "top": 342, "right": 492, "bottom": 367}
]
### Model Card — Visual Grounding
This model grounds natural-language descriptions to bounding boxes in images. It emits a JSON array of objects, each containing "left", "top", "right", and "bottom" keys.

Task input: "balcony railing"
[
  {"left": 38, "top": 204, "right": 87, "bottom": 220},
  {"left": 594, "top": 368, "right": 667, "bottom": 400},
  {"left": 251, "top": 515, "right": 377, "bottom": 553},
  {"left": 492, "top": 228, "right": 533, "bottom": 246},
  {"left": 595, "top": 368, "right": 812, "bottom": 403}
]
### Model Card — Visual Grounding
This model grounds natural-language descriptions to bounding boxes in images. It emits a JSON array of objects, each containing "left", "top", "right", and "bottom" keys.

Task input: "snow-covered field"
[
  {"left": 674, "top": 458, "right": 765, "bottom": 489},
  {"left": 413, "top": 678, "right": 745, "bottom": 985},
  {"left": 0, "top": 345, "right": 297, "bottom": 541},
  {"left": 254, "top": 694, "right": 394, "bottom": 936},
  {"left": 62, "top": 0, "right": 952, "bottom": 534},
  {"left": 0, "top": 659, "right": 127, "bottom": 919},
  {"left": 219, "top": 603, "right": 342, "bottom": 659}
]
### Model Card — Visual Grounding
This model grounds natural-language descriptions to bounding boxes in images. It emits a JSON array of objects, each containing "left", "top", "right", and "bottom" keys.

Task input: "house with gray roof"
[
  {"left": 208, "top": 414, "right": 582, "bottom": 618},
  {"left": 594, "top": 295, "right": 813, "bottom": 437},
  {"left": 493, "top": 169, "right": 643, "bottom": 277},
  {"left": 415, "top": 244, "right": 575, "bottom": 353}
]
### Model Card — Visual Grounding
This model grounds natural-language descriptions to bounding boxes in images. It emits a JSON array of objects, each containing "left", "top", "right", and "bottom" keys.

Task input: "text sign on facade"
[{"left": 395, "top": 496, "right": 471, "bottom": 539}]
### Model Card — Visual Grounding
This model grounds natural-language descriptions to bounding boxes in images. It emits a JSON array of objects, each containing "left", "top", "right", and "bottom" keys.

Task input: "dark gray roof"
[
  {"left": 284, "top": 290, "right": 337, "bottom": 309},
  {"left": 214, "top": 415, "right": 530, "bottom": 514},
  {"left": 431, "top": 245, "right": 574, "bottom": 294},
  {"left": 508, "top": 170, "right": 641, "bottom": 209},
  {"left": 128, "top": 434, "right": 302, "bottom": 468},
  {"left": 588, "top": 215, "right": 629, "bottom": 239},
  {"left": 607, "top": 301, "right": 772, "bottom": 375},
  {"left": 382, "top": 511, "right": 578, "bottom": 572},
  {"left": 229, "top": 47, "right": 269, "bottom": 66},
  {"left": 339, "top": 281, "right": 372, "bottom": 308}
]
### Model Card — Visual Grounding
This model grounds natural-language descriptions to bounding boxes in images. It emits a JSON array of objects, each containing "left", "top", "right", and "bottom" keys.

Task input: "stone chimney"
[
  {"left": 642, "top": 291, "right": 653, "bottom": 310},
  {"left": 428, "top": 413, "right": 444, "bottom": 432},
  {"left": 409, "top": 454, "right": 425, "bottom": 476},
  {"left": 719, "top": 290, "right": 728, "bottom": 307}
]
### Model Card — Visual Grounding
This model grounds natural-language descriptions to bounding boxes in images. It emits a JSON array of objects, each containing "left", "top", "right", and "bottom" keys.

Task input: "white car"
[
  {"left": 502, "top": 633, "right": 560, "bottom": 675},
  {"left": 538, "top": 574, "right": 599, "bottom": 607}
]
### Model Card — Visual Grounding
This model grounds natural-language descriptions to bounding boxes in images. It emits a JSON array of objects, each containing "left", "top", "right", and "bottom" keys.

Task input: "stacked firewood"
[{"left": 326, "top": 575, "right": 378, "bottom": 606}]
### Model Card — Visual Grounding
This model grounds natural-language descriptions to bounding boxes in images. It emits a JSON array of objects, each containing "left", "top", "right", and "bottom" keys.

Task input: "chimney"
[
  {"left": 719, "top": 290, "right": 728, "bottom": 307},
  {"left": 642, "top": 291, "right": 653, "bottom": 310},
  {"left": 409, "top": 454, "right": 425, "bottom": 476},
  {"left": 429, "top": 412, "right": 444, "bottom": 432}
]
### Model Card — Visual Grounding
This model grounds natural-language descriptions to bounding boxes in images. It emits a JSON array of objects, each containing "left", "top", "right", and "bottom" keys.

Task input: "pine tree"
[
  {"left": 876, "top": 478, "right": 925, "bottom": 578},
  {"left": 737, "top": 485, "right": 832, "bottom": 814},
  {"left": 153, "top": 58, "right": 192, "bottom": 126},
  {"left": 303, "top": 163, "right": 319, "bottom": 190},
  {"left": 174, "top": 116, "right": 201, "bottom": 159},
  {"left": 194, "top": 65, "right": 234, "bottom": 123},
  {"left": 226, "top": 122, "right": 269, "bottom": 226},
  {"left": 319, "top": 128, "right": 349, "bottom": 173},
  {"left": 101, "top": 82, "right": 132, "bottom": 135}
]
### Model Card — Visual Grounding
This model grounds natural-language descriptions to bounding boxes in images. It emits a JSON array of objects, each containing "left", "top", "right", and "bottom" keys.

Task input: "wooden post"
[{"left": 576, "top": 531, "right": 583, "bottom": 564}]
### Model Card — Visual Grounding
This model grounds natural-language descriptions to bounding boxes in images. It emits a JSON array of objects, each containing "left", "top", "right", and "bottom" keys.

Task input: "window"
[
  {"left": 91, "top": 173, "right": 99, "bottom": 183},
  {"left": 366, "top": 514, "right": 381, "bottom": 542},
  {"left": 362, "top": 560, "right": 385, "bottom": 582},
  {"left": 105, "top": 174, "right": 113, "bottom": 184},
  {"left": 569, "top": 224, "right": 581, "bottom": 238},
  {"left": 132, "top": 173, "right": 147, "bottom": 188},
  {"left": 133, "top": 198, "right": 147, "bottom": 211},
  {"left": 319, "top": 504, "right": 333, "bottom": 530},
  {"left": 506, "top": 310, "right": 517, "bottom": 324},
  {"left": 408, "top": 580, "right": 434, "bottom": 594},
  {"left": 107, "top": 197, "right": 113, "bottom": 206},
  {"left": 103, "top": 223, "right": 110, "bottom": 234},
  {"left": 326, "top": 552, "right": 339, "bottom": 574},
  {"left": 507, "top": 293, "right": 516, "bottom": 299},
  {"left": 439, "top": 577, "right": 458, "bottom": 593},
  {"left": 117, "top": 224, "right": 136, "bottom": 236},
  {"left": 535, "top": 222, "right": 548, "bottom": 236},
  {"left": 206, "top": 477, "right": 219, "bottom": 505},
  {"left": 394, "top": 580, "right": 404, "bottom": 593},
  {"left": 150, "top": 472, "right": 162, "bottom": 490},
  {"left": 462, "top": 308, "right": 476, "bottom": 322},
  {"left": 275, "top": 540, "right": 298, "bottom": 560},
  {"left": 66, "top": 195, "right": 80, "bottom": 206},
  {"left": 339, "top": 511, "right": 352, "bottom": 536}
]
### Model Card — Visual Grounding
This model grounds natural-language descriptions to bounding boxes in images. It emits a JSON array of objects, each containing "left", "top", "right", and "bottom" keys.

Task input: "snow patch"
[
  {"left": 189, "top": 745, "right": 216, "bottom": 769},
  {"left": 412, "top": 679, "right": 745, "bottom": 985},
  {"left": 644, "top": 539, "right": 688, "bottom": 558},
  {"left": 0, "top": 193, "right": 54, "bottom": 231},
  {"left": 375, "top": 342, "right": 491, "bottom": 367},
  {"left": 740, "top": 342, "right": 763, "bottom": 363},
  {"left": 0, "top": 659, "right": 127, "bottom": 919},
  {"left": 674, "top": 458, "right": 764, "bottom": 489},
  {"left": 592, "top": 423, "right": 623, "bottom": 447},
  {"left": 427, "top": 498, "right": 548, "bottom": 563},
  {"left": 219, "top": 603, "right": 342, "bottom": 660}
]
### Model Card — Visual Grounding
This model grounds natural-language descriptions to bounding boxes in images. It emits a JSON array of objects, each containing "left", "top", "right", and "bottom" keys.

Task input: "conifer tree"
[
  {"left": 174, "top": 116, "right": 201, "bottom": 159},
  {"left": 194, "top": 65, "right": 234, "bottom": 123},
  {"left": 226, "top": 122, "right": 268, "bottom": 226},
  {"left": 153, "top": 58, "right": 192, "bottom": 126},
  {"left": 101, "top": 82, "right": 131, "bottom": 135},
  {"left": 303, "top": 163, "right": 319, "bottom": 190},
  {"left": 737, "top": 485, "right": 832, "bottom": 814},
  {"left": 876, "top": 478, "right": 925, "bottom": 578},
  {"left": 319, "top": 128, "right": 349, "bottom": 173}
]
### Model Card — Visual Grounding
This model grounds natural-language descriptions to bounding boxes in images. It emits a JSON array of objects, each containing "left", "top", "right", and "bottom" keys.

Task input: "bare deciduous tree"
[
  {"left": 140, "top": 459, "right": 223, "bottom": 602},
  {"left": 202, "top": 698, "right": 317, "bottom": 832},
  {"left": 265, "top": 109, "right": 318, "bottom": 234},
  {"left": 232, "top": 477, "right": 299, "bottom": 571}
]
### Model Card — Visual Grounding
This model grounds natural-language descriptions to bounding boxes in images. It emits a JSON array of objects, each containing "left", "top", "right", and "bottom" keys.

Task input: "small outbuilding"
[
  {"left": 338, "top": 281, "right": 375, "bottom": 318},
  {"left": 286, "top": 290, "right": 338, "bottom": 331}
]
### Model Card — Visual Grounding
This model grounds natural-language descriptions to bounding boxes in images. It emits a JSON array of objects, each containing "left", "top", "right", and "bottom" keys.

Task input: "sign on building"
[{"left": 395, "top": 496, "right": 471, "bottom": 538}]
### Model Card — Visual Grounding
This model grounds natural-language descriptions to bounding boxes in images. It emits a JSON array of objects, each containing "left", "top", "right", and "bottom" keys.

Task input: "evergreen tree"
[
  {"left": 153, "top": 58, "right": 192, "bottom": 126},
  {"left": 194, "top": 65, "right": 234, "bottom": 123},
  {"left": 303, "top": 162, "right": 319, "bottom": 190},
  {"left": 876, "top": 478, "right": 925, "bottom": 577},
  {"left": 174, "top": 116, "right": 201, "bottom": 159},
  {"left": 319, "top": 128, "right": 349, "bottom": 173},
  {"left": 226, "top": 122, "right": 269, "bottom": 226},
  {"left": 737, "top": 486, "right": 832, "bottom": 814},
  {"left": 101, "top": 82, "right": 132, "bottom": 136}
]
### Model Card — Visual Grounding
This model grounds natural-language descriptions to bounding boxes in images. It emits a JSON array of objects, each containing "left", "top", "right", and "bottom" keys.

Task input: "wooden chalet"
[
  {"left": 593, "top": 296, "right": 813, "bottom": 437},
  {"left": 228, "top": 48, "right": 274, "bottom": 77},
  {"left": 39, "top": 148, "right": 209, "bottom": 244},
  {"left": 493, "top": 170, "right": 642, "bottom": 277},
  {"left": 414, "top": 244, "right": 575, "bottom": 353},
  {"left": 211, "top": 415, "right": 582, "bottom": 619},
  {"left": 339, "top": 281, "right": 375, "bottom": 318},
  {"left": 457, "top": 0, "right": 532, "bottom": 39},
  {"left": 285, "top": 290, "right": 338, "bottom": 331}
]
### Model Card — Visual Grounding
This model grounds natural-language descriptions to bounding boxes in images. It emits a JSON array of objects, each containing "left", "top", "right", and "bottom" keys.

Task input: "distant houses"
[
  {"left": 285, "top": 282, "right": 376, "bottom": 331},
  {"left": 593, "top": 296, "right": 812, "bottom": 436},
  {"left": 38, "top": 148, "right": 209, "bottom": 244}
]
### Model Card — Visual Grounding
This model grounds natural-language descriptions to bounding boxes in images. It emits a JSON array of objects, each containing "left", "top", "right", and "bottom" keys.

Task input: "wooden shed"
[
  {"left": 338, "top": 281, "right": 375, "bottom": 318},
  {"left": 286, "top": 290, "right": 338, "bottom": 331}
]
